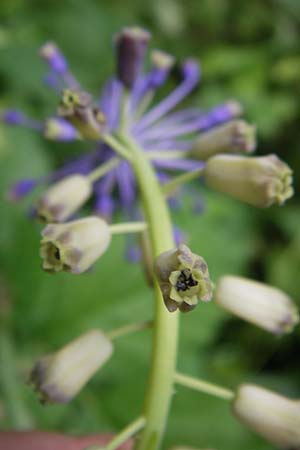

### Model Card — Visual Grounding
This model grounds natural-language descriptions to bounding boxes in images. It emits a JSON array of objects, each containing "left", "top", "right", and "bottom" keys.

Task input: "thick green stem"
[{"left": 123, "top": 135, "right": 179, "bottom": 450}]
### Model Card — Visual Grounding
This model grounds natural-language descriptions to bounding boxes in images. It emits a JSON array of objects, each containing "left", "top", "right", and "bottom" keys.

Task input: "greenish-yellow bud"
[
  {"left": 204, "top": 154, "right": 293, "bottom": 207},
  {"left": 40, "top": 216, "right": 111, "bottom": 274},
  {"left": 232, "top": 384, "right": 300, "bottom": 449},
  {"left": 36, "top": 175, "right": 92, "bottom": 223},
  {"left": 190, "top": 120, "right": 256, "bottom": 160},
  {"left": 58, "top": 89, "right": 106, "bottom": 140},
  {"left": 155, "top": 244, "right": 213, "bottom": 312},
  {"left": 30, "top": 329, "right": 113, "bottom": 404},
  {"left": 215, "top": 275, "right": 299, "bottom": 334}
]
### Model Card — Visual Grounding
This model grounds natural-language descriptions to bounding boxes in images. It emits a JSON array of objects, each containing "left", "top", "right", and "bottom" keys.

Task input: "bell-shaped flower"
[
  {"left": 232, "top": 384, "right": 300, "bottom": 449},
  {"left": 155, "top": 244, "right": 213, "bottom": 312},
  {"left": 215, "top": 275, "right": 299, "bottom": 334},
  {"left": 40, "top": 216, "right": 111, "bottom": 274},
  {"left": 30, "top": 329, "right": 113, "bottom": 404},
  {"left": 204, "top": 154, "right": 293, "bottom": 207},
  {"left": 36, "top": 175, "right": 92, "bottom": 223}
]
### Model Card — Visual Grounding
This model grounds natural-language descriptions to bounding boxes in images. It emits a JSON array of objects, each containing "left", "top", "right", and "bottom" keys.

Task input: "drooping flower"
[
  {"left": 36, "top": 174, "right": 92, "bottom": 223},
  {"left": 232, "top": 384, "right": 300, "bottom": 449},
  {"left": 30, "top": 329, "right": 113, "bottom": 404},
  {"left": 40, "top": 217, "right": 111, "bottom": 274},
  {"left": 204, "top": 154, "right": 293, "bottom": 207},
  {"left": 215, "top": 275, "right": 299, "bottom": 334}
]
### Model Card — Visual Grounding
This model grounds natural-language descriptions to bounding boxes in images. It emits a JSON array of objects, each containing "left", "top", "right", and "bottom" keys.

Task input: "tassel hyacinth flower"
[{"left": 2, "top": 25, "right": 297, "bottom": 450}]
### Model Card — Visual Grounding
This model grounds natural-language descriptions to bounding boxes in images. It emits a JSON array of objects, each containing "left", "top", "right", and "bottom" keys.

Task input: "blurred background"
[{"left": 0, "top": 0, "right": 299, "bottom": 449}]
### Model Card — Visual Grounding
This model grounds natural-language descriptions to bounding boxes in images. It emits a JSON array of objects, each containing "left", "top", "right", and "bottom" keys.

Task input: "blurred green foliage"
[{"left": 0, "top": 1, "right": 299, "bottom": 449}]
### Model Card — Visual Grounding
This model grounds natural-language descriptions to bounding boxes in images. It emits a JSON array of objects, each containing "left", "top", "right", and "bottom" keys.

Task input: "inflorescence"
[{"left": 2, "top": 25, "right": 299, "bottom": 450}]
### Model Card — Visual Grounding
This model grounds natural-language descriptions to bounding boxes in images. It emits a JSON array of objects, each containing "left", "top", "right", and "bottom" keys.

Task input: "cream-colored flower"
[
  {"left": 155, "top": 244, "right": 213, "bottom": 312},
  {"left": 204, "top": 154, "right": 293, "bottom": 207},
  {"left": 215, "top": 275, "right": 299, "bottom": 334},
  {"left": 30, "top": 330, "right": 113, "bottom": 404},
  {"left": 40, "top": 216, "right": 111, "bottom": 274},
  {"left": 190, "top": 120, "right": 256, "bottom": 160},
  {"left": 36, "top": 175, "right": 92, "bottom": 223},
  {"left": 232, "top": 384, "right": 300, "bottom": 449}
]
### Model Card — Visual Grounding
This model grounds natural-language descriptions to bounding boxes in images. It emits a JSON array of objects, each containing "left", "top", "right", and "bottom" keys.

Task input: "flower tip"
[
  {"left": 225, "top": 100, "right": 243, "bottom": 117},
  {"left": 114, "top": 26, "right": 151, "bottom": 89},
  {"left": 181, "top": 58, "right": 201, "bottom": 83}
]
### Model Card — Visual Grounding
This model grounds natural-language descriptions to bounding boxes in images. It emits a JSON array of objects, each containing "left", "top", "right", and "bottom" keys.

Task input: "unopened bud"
[
  {"left": 155, "top": 244, "right": 213, "bottom": 313},
  {"left": 30, "top": 329, "right": 113, "bottom": 404},
  {"left": 232, "top": 384, "right": 300, "bottom": 449},
  {"left": 114, "top": 27, "right": 151, "bottom": 88},
  {"left": 190, "top": 120, "right": 256, "bottom": 160},
  {"left": 40, "top": 216, "right": 111, "bottom": 274},
  {"left": 39, "top": 42, "right": 68, "bottom": 74},
  {"left": 58, "top": 89, "right": 106, "bottom": 140},
  {"left": 215, "top": 276, "right": 299, "bottom": 334},
  {"left": 36, "top": 175, "right": 92, "bottom": 223},
  {"left": 44, "top": 118, "right": 79, "bottom": 141},
  {"left": 204, "top": 154, "right": 293, "bottom": 207}
]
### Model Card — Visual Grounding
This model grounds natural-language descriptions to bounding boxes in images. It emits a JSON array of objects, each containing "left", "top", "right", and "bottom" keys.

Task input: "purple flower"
[{"left": 3, "top": 26, "right": 244, "bottom": 219}]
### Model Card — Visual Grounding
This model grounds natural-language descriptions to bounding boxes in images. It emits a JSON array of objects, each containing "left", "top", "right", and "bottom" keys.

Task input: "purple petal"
[
  {"left": 133, "top": 59, "right": 200, "bottom": 132},
  {"left": 7, "top": 179, "right": 37, "bottom": 201},
  {"left": 173, "top": 226, "right": 187, "bottom": 245},
  {"left": 116, "top": 161, "right": 136, "bottom": 208},
  {"left": 100, "top": 78, "right": 123, "bottom": 129},
  {"left": 126, "top": 245, "right": 141, "bottom": 263},
  {"left": 39, "top": 42, "right": 68, "bottom": 75}
]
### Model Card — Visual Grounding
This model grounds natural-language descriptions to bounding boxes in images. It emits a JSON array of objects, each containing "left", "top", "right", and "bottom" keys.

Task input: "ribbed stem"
[{"left": 122, "top": 134, "right": 179, "bottom": 450}]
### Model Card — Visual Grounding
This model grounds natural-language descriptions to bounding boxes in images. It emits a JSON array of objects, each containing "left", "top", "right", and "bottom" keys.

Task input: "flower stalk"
[
  {"left": 107, "top": 321, "right": 153, "bottom": 340},
  {"left": 84, "top": 416, "right": 146, "bottom": 450},
  {"left": 109, "top": 222, "right": 148, "bottom": 235},
  {"left": 174, "top": 372, "right": 234, "bottom": 400}
]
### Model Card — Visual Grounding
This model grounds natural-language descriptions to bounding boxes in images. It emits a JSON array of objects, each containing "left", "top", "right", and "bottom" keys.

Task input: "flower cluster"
[{"left": 2, "top": 25, "right": 299, "bottom": 450}]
